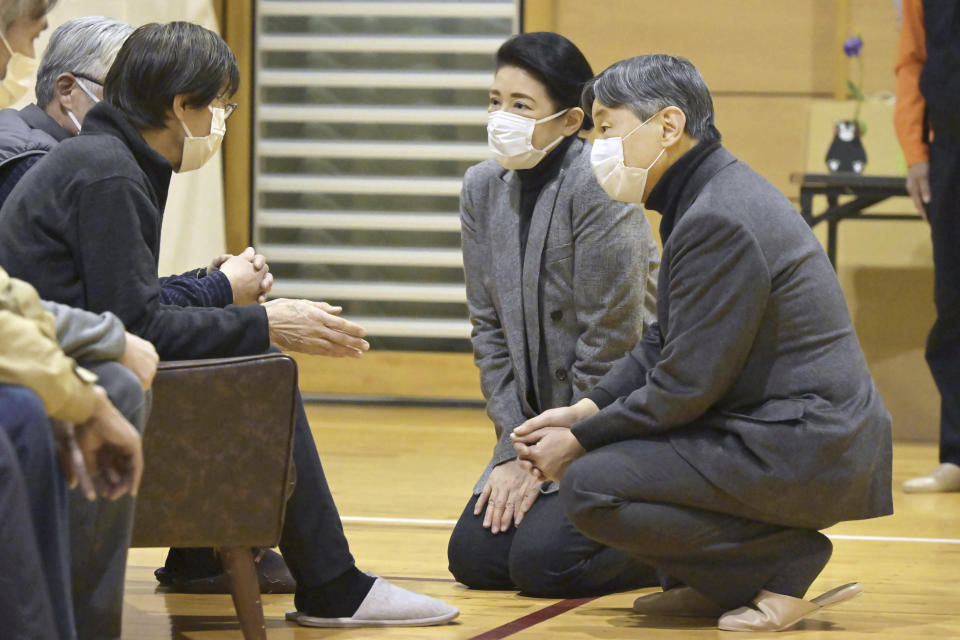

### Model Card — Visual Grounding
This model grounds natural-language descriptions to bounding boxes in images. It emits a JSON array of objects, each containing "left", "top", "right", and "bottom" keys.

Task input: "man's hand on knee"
[
  {"left": 119, "top": 332, "right": 158, "bottom": 390},
  {"left": 74, "top": 386, "right": 144, "bottom": 501}
]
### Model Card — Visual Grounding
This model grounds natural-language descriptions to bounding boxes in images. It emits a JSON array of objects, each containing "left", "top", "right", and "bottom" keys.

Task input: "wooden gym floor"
[{"left": 122, "top": 404, "right": 960, "bottom": 639}]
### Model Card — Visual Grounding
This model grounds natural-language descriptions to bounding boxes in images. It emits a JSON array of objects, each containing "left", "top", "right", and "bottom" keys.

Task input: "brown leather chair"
[{"left": 130, "top": 353, "right": 298, "bottom": 640}]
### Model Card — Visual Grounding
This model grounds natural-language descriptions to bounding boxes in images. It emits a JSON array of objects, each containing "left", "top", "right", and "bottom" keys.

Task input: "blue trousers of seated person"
[{"left": 0, "top": 384, "right": 73, "bottom": 640}]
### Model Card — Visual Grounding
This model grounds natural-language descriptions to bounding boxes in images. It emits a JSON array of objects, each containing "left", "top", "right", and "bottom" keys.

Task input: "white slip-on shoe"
[
  {"left": 633, "top": 586, "right": 725, "bottom": 618},
  {"left": 285, "top": 577, "right": 459, "bottom": 628},
  {"left": 902, "top": 463, "right": 960, "bottom": 493},
  {"left": 718, "top": 582, "right": 863, "bottom": 632}
]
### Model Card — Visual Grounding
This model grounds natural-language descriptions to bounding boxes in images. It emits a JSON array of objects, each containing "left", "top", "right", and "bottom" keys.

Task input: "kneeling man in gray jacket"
[{"left": 511, "top": 54, "right": 893, "bottom": 633}]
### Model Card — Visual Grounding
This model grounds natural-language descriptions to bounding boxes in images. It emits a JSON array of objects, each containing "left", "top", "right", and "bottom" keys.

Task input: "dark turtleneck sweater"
[
  {"left": 515, "top": 133, "right": 576, "bottom": 262},
  {"left": 0, "top": 101, "right": 270, "bottom": 360},
  {"left": 645, "top": 136, "right": 722, "bottom": 246}
]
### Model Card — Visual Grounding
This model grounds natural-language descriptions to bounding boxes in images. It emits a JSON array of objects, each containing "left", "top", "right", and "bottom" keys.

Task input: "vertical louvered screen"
[{"left": 254, "top": 0, "right": 518, "bottom": 351}]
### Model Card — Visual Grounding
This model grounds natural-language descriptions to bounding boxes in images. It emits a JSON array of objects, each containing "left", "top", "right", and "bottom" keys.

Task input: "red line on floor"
[{"left": 468, "top": 597, "right": 598, "bottom": 640}]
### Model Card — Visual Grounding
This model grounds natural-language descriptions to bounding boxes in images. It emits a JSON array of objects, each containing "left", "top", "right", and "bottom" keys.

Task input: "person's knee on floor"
[
  {"left": 447, "top": 495, "right": 515, "bottom": 590},
  {"left": 507, "top": 525, "right": 585, "bottom": 596}
]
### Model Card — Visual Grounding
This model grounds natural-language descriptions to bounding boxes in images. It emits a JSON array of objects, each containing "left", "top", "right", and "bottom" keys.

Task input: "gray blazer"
[
  {"left": 461, "top": 137, "right": 659, "bottom": 493},
  {"left": 574, "top": 147, "right": 893, "bottom": 529}
]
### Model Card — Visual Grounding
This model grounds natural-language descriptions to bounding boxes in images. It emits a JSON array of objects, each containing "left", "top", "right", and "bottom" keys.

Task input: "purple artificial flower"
[{"left": 843, "top": 35, "right": 863, "bottom": 57}]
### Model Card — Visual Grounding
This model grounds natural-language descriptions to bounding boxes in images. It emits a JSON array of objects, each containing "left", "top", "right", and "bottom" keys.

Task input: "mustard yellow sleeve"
[
  {"left": 0, "top": 268, "right": 98, "bottom": 423},
  {"left": 894, "top": 0, "right": 929, "bottom": 166}
]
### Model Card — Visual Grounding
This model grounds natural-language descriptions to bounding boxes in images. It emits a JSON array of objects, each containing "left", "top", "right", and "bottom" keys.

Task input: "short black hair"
[
  {"left": 495, "top": 32, "right": 594, "bottom": 130},
  {"left": 104, "top": 21, "right": 239, "bottom": 130}
]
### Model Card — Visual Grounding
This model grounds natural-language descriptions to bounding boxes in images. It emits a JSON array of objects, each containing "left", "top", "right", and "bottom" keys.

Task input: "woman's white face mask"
[
  {"left": 487, "top": 108, "right": 568, "bottom": 170},
  {"left": 176, "top": 105, "right": 226, "bottom": 173},
  {"left": 590, "top": 111, "right": 665, "bottom": 204},
  {"left": 0, "top": 31, "right": 37, "bottom": 108}
]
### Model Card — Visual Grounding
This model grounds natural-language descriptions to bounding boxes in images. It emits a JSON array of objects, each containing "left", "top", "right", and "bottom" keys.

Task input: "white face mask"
[
  {"left": 176, "top": 105, "right": 226, "bottom": 173},
  {"left": 590, "top": 111, "right": 665, "bottom": 204},
  {"left": 487, "top": 108, "right": 568, "bottom": 170},
  {"left": 67, "top": 77, "right": 100, "bottom": 134},
  {"left": 0, "top": 32, "right": 37, "bottom": 108}
]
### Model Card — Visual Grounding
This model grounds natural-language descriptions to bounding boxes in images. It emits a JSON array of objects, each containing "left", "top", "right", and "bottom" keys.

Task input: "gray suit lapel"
[
  {"left": 492, "top": 171, "right": 534, "bottom": 409},
  {"left": 521, "top": 160, "right": 568, "bottom": 409}
]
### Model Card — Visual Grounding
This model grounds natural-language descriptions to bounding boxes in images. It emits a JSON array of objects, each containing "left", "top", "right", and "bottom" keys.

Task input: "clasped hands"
[
  {"left": 510, "top": 398, "right": 597, "bottom": 483},
  {"left": 210, "top": 247, "right": 370, "bottom": 358},
  {"left": 208, "top": 246, "right": 273, "bottom": 305},
  {"left": 477, "top": 399, "right": 598, "bottom": 534}
]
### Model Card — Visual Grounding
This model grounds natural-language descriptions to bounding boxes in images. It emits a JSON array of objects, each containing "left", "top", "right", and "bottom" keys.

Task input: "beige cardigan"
[{"left": 0, "top": 266, "right": 97, "bottom": 423}]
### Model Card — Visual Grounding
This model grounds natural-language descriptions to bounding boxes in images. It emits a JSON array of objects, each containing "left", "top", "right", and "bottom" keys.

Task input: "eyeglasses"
[{"left": 71, "top": 70, "right": 240, "bottom": 121}]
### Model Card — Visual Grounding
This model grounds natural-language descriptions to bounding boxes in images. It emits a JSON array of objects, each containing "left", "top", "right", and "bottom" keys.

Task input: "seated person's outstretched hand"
[
  {"left": 475, "top": 459, "right": 541, "bottom": 534},
  {"left": 75, "top": 385, "right": 144, "bottom": 501},
  {"left": 264, "top": 298, "right": 370, "bottom": 357}
]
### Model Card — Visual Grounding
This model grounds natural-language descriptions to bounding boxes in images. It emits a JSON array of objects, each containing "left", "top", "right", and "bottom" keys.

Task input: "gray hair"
[
  {"left": 35, "top": 16, "right": 133, "bottom": 107},
  {"left": 0, "top": 0, "right": 56, "bottom": 32},
  {"left": 582, "top": 54, "right": 719, "bottom": 141}
]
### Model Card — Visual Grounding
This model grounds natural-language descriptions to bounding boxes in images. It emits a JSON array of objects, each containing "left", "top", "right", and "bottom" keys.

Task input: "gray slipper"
[{"left": 285, "top": 577, "right": 459, "bottom": 628}]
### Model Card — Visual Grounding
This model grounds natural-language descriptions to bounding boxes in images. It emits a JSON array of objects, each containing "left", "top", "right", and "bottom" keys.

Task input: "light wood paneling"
[
  {"left": 851, "top": 0, "right": 900, "bottom": 96},
  {"left": 523, "top": 0, "right": 556, "bottom": 32},
  {"left": 552, "top": 0, "right": 837, "bottom": 95},
  {"left": 213, "top": 0, "right": 253, "bottom": 254},
  {"left": 715, "top": 94, "right": 812, "bottom": 198},
  {"left": 290, "top": 351, "right": 483, "bottom": 400},
  {"left": 121, "top": 406, "right": 959, "bottom": 639}
]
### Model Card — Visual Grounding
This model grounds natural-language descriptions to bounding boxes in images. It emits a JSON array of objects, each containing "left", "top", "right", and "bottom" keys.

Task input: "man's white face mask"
[
  {"left": 176, "top": 105, "right": 226, "bottom": 173},
  {"left": 590, "top": 110, "right": 665, "bottom": 204},
  {"left": 66, "top": 76, "right": 101, "bottom": 134},
  {"left": 487, "top": 108, "right": 568, "bottom": 170},
  {"left": 0, "top": 31, "right": 37, "bottom": 108}
]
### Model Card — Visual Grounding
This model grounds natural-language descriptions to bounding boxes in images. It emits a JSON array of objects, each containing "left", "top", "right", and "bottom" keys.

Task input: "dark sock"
[
  {"left": 157, "top": 547, "right": 223, "bottom": 583},
  {"left": 295, "top": 566, "right": 376, "bottom": 617}
]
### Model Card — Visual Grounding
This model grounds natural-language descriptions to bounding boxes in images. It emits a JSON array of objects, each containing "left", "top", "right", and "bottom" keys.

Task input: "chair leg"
[{"left": 220, "top": 547, "right": 266, "bottom": 640}]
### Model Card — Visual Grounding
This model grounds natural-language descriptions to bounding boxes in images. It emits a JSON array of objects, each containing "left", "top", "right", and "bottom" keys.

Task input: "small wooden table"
[{"left": 791, "top": 172, "right": 916, "bottom": 268}]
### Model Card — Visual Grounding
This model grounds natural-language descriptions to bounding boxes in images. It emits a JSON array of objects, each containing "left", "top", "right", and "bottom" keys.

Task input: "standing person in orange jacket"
[{"left": 895, "top": 0, "right": 960, "bottom": 493}]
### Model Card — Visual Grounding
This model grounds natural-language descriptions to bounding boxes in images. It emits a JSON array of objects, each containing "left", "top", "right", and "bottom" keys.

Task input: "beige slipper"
[
  {"left": 718, "top": 582, "right": 863, "bottom": 632},
  {"left": 903, "top": 463, "right": 960, "bottom": 493}
]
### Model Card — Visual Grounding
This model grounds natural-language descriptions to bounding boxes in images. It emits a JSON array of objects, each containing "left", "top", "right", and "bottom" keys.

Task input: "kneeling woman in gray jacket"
[{"left": 447, "top": 32, "right": 660, "bottom": 597}]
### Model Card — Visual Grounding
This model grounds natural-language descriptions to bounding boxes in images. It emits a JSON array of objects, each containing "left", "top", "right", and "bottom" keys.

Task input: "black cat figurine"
[{"left": 825, "top": 120, "right": 867, "bottom": 174}]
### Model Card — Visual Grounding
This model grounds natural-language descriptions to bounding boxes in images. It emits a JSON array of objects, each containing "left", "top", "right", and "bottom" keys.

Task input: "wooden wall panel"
[
  {"left": 213, "top": 0, "right": 253, "bottom": 254},
  {"left": 553, "top": 0, "right": 837, "bottom": 95},
  {"left": 850, "top": 0, "right": 900, "bottom": 96},
  {"left": 290, "top": 351, "right": 483, "bottom": 401},
  {"left": 714, "top": 95, "right": 811, "bottom": 198}
]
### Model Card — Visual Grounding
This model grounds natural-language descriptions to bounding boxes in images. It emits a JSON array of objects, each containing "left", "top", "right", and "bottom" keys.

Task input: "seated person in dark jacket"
[
  {"left": 0, "top": 13, "right": 285, "bottom": 594},
  {"left": 511, "top": 55, "right": 893, "bottom": 633},
  {"left": 0, "top": 21, "right": 458, "bottom": 629},
  {"left": 0, "top": 16, "right": 270, "bottom": 310}
]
